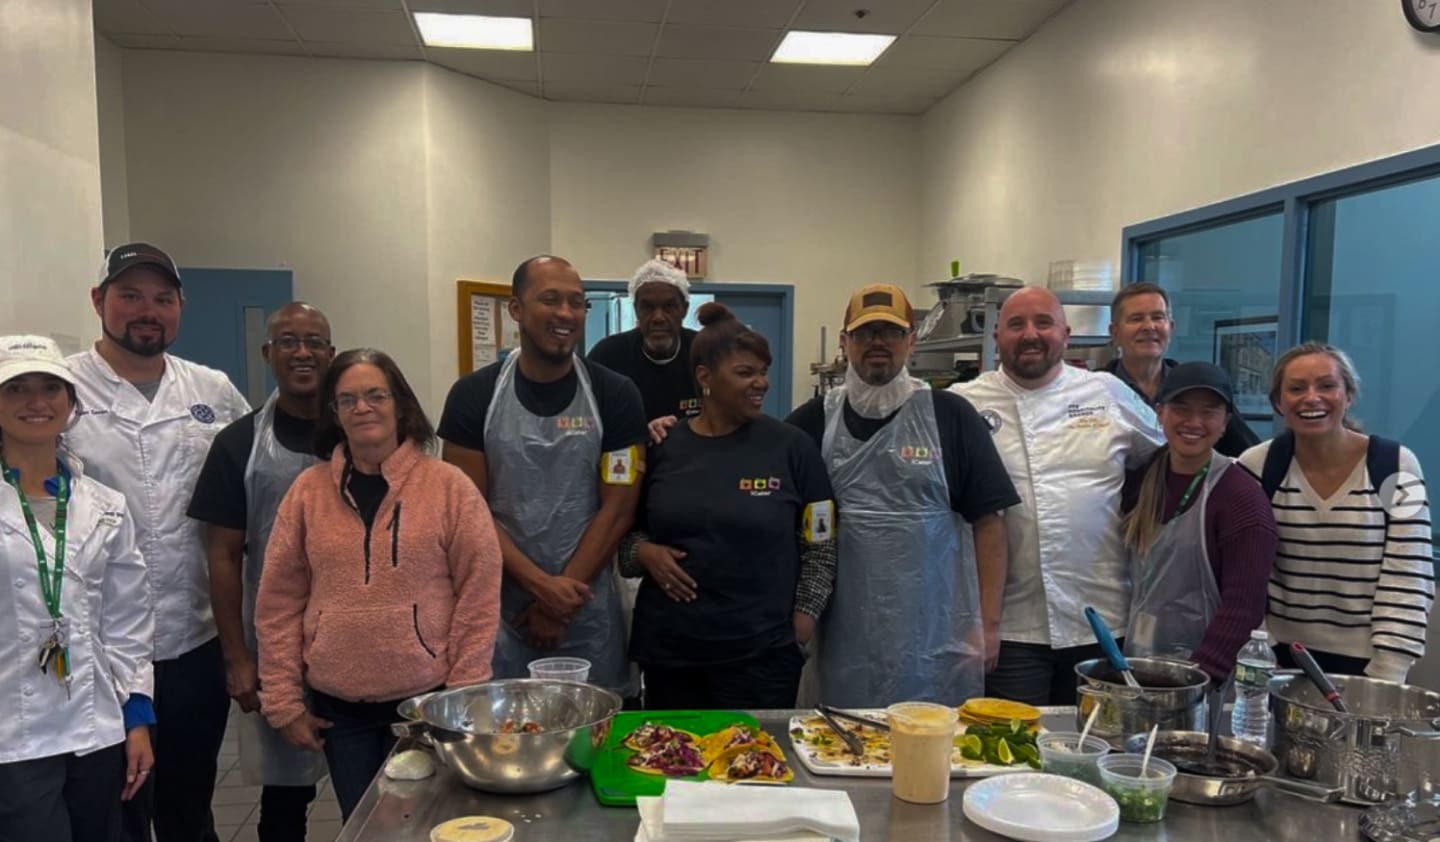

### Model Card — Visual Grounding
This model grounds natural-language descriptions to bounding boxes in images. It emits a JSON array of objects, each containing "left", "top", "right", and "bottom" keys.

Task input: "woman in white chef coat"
[{"left": 0, "top": 335, "right": 156, "bottom": 842}]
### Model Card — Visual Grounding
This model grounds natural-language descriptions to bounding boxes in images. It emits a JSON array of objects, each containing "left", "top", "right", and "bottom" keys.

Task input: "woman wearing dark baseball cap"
[{"left": 1119, "top": 362, "right": 1278, "bottom": 685}]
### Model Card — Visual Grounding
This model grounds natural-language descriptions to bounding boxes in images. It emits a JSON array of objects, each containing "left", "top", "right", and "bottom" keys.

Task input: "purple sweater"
[{"left": 1122, "top": 460, "right": 1277, "bottom": 683}]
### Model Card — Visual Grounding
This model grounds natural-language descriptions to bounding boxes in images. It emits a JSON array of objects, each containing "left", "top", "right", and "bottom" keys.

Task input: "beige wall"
[
  {"left": 549, "top": 103, "right": 920, "bottom": 408},
  {"left": 0, "top": 0, "right": 104, "bottom": 346},
  {"left": 94, "top": 35, "right": 129, "bottom": 247}
]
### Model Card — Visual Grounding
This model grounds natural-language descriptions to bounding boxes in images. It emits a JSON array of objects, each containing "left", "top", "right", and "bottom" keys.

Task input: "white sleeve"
[
  {"left": 1105, "top": 375, "right": 1164, "bottom": 467},
  {"left": 100, "top": 497, "right": 155, "bottom": 700}
]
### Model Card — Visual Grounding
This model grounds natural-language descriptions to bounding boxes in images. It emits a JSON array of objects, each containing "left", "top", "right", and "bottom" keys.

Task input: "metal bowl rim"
[
  {"left": 1122, "top": 730, "right": 1278, "bottom": 780},
  {"left": 415, "top": 678, "right": 623, "bottom": 735}
]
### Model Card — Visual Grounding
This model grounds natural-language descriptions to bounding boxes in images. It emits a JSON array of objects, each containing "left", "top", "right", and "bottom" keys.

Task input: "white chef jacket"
[
  {"left": 66, "top": 349, "right": 250, "bottom": 661},
  {"left": 950, "top": 364, "right": 1164, "bottom": 648},
  {"left": 0, "top": 454, "right": 154, "bottom": 763}
]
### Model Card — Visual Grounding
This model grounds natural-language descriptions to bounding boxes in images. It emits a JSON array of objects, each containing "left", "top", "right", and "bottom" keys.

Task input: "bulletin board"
[{"left": 457, "top": 280, "right": 519, "bottom": 374}]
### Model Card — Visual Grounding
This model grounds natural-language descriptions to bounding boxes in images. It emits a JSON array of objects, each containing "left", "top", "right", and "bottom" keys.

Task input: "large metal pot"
[
  {"left": 1270, "top": 674, "right": 1440, "bottom": 805},
  {"left": 396, "top": 679, "right": 621, "bottom": 794},
  {"left": 1075, "top": 657, "right": 1209, "bottom": 747},
  {"left": 1123, "top": 730, "right": 1343, "bottom": 805}
]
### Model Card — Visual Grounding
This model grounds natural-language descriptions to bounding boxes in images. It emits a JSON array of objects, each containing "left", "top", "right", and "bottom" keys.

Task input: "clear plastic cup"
[
  {"left": 887, "top": 702, "right": 958, "bottom": 804},
  {"left": 1097, "top": 753, "right": 1177, "bottom": 823},
  {"left": 1038, "top": 731, "right": 1111, "bottom": 787},
  {"left": 527, "top": 657, "right": 591, "bottom": 682}
]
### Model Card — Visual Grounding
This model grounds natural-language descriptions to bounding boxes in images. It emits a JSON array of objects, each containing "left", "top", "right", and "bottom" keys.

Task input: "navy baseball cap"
[
  {"left": 1157, "top": 362, "right": 1235, "bottom": 412},
  {"left": 99, "top": 242, "right": 182, "bottom": 289}
]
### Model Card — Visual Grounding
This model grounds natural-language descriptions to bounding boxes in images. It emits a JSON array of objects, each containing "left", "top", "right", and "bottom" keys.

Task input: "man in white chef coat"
[
  {"left": 950, "top": 287, "right": 1164, "bottom": 706},
  {"left": 66, "top": 243, "right": 250, "bottom": 842}
]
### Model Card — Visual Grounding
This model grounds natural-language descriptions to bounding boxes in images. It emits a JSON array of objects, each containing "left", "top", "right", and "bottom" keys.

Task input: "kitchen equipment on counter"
[
  {"left": 1270, "top": 674, "right": 1440, "bottom": 805},
  {"left": 817, "top": 704, "right": 890, "bottom": 731},
  {"left": 962, "top": 772, "right": 1120, "bottom": 842},
  {"left": 1037, "top": 732, "right": 1111, "bottom": 787},
  {"left": 394, "top": 678, "right": 621, "bottom": 795},
  {"left": 1360, "top": 792, "right": 1440, "bottom": 842},
  {"left": 816, "top": 708, "right": 867, "bottom": 757},
  {"left": 1123, "top": 730, "right": 1344, "bottom": 806},
  {"left": 915, "top": 274, "right": 1024, "bottom": 344},
  {"left": 1075, "top": 657, "right": 1209, "bottom": 746},
  {"left": 396, "top": 690, "right": 438, "bottom": 747},
  {"left": 590, "top": 709, "right": 765, "bottom": 806},
  {"left": 1084, "top": 606, "right": 1142, "bottom": 691},
  {"left": 1290, "top": 642, "right": 1349, "bottom": 712},
  {"left": 1096, "top": 753, "right": 1176, "bottom": 823}
]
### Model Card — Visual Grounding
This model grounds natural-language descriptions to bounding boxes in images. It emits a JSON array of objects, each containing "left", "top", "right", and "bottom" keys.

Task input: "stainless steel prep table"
[{"left": 338, "top": 709, "right": 1368, "bottom": 842}]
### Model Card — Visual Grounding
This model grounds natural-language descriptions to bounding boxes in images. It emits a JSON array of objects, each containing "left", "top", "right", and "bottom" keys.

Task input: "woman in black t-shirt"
[{"left": 619, "top": 303, "right": 836, "bottom": 709}]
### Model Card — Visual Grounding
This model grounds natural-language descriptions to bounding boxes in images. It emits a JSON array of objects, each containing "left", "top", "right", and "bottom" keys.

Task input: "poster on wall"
[{"left": 1213, "top": 316, "right": 1279, "bottom": 420}]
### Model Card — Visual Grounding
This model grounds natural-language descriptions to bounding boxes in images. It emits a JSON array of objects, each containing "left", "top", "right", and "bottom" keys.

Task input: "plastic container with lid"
[
  {"left": 430, "top": 816, "right": 515, "bottom": 842},
  {"left": 1038, "top": 731, "right": 1110, "bottom": 787},
  {"left": 1097, "top": 754, "right": 1176, "bottom": 823}
]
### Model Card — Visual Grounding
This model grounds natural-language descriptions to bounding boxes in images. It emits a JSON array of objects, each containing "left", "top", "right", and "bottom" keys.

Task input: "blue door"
[{"left": 168, "top": 268, "right": 294, "bottom": 406}]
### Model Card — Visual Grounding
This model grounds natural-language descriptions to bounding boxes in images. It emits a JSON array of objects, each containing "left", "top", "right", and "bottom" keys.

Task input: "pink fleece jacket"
[{"left": 256, "top": 440, "right": 501, "bottom": 729}]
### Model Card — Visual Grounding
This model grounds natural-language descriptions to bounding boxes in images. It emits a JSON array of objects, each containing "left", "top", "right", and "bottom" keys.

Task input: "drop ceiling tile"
[
  {"left": 664, "top": 0, "right": 798, "bottom": 30},
  {"left": 177, "top": 36, "right": 310, "bottom": 57},
  {"left": 428, "top": 46, "right": 538, "bottom": 80},
  {"left": 848, "top": 66, "right": 962, "bottom": 99},
  {"left": 748, "top": 63, "right": 864, "bottom": 94},
  {"left": 912, "top": 0, "right": 1067, "bottom": 39},
  {"left": 538, "top": 19, "right": 658, "bottom": 55},
  {"left": 645, "top": 58, "right": 757, "bottom": 90},
  {"left": 738, "top": 89, "right": 841, "bottom": 111},
  {"left": 273, "top": 0, "right": 401, "bottom": 9},
  {"left": 541, "top": 53, "right": 649, "bottom": 85},
  {"left": 642, "top": 87, "right": 743, "bottom": 108},
  {"left": 543, "top": 83, "right": 642, "bottom": 104},
  {"left": 93, "top": 0, "right": 171, "bottom": 36},
  {"left": 307, "top": 41, "right": 424, "bottom": 60},
  {"left": 539, "top": 0, "right": 667, "bottom": 22},
  {"left": 104, "top": 32, "right": 185, "bottom": 49},
  {"left": 876, "top": 35, "right": 1013, "bottom": 72},
  {"left": 832, "top": 93, "right": 938, "bottom": 114},
  {"left": 407, "top": 0, "right": 531, "bottom": 13},
  {"left": 142, "top": 0, "right": 292, "bottom": 39},
  {"left": 792, "top": 0, "right": 936, "bottom": 34},
  {"left": 279, "top": 7, "right": 417, "bottom": 45},
  {"left": 654, "top": 25, "right": 778, "bottom": 62}
]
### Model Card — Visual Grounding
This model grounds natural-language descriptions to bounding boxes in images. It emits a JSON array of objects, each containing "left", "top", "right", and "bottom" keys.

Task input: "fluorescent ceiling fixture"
[
  {"left": 771, "top": 31, "right": 895, "bottom": 66},
  {"left": 414, "top": 12, "right": 533, "bottom": 51}
]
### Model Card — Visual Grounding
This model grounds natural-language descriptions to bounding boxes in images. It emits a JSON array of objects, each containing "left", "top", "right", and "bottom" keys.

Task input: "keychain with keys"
[{"left": 4, "top": 459, "right": 73, "bottom": 700}]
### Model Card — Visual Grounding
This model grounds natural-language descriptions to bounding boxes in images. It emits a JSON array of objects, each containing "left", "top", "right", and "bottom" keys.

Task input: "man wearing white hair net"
[{"left": 588, "top": 259, "right": 699, "bottom": 433}]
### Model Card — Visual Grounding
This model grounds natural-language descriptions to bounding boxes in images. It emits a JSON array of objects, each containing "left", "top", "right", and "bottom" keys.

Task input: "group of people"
[{"left": 0, "top": 243, "right": 1432, "bottom": 842}]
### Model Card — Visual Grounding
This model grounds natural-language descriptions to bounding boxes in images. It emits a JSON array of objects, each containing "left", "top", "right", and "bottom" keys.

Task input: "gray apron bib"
[
  {"left": 818, "top": 388, "right": 985, "bottom": 707},
  {"left": 239, "top": 393, "right": 327, "bottom": 787},
  {"left": 483, "top": 354, "right": 629, "bottom": 693},
  {"left": 1124, "top": 453, "right": 1229, "bottom": 661}
]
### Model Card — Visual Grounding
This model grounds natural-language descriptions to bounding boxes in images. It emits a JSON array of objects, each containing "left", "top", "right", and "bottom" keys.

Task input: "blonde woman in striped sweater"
[{"left": 1239, "top": 343, "right": 1433, "bottom": 682}]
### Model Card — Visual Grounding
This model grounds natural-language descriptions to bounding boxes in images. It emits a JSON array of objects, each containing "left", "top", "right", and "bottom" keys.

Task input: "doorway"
[{"left": 167, "top": 268, "right": 294, "bottom": 407}]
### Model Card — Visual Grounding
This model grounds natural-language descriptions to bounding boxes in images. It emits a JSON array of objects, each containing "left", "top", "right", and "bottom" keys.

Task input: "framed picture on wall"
[{"left": 1213, "top": 316, "right": 1279, "bottom": 420}]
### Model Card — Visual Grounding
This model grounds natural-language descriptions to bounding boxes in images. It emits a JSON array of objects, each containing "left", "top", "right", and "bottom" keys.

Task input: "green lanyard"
[
  {"left": 1168, "top": 461, "right": 1210, "bottom": 523},
  {"left": 1, "top": 460, "right": 70, "bottom": 623}
]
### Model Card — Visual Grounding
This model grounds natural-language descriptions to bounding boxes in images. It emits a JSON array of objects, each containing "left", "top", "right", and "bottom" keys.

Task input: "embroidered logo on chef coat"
[
  {"left": 99, "top": 510, "right": 125, "bottom": 527},
  {"left": 739, "top": 476, "right": 783, "bottom": 497},
  {"left": 898, "top": 445, "right": 939, "bottom": 464},
  {"left": 1065, "top": 403, "right": 1109, "bottom": 429},
  {"left": 803, "top": 501, "right": 835, "bottom": 543},
  {"left": 979, "top": 409, "right": 1002, "bottom": 434},
  {"left": 556, "top": 415, "right": 596, "bottom": 431},
  {"left": 190, "top": 403, "right": 216, "bottom": 424}
]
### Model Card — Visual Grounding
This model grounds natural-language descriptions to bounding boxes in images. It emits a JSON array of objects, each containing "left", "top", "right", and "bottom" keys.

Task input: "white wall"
[
  {"left": 920, "top": 0, "right": 1440, "bottom": 688},
  {"left": 0, "top": 0, "right": 104, "bottom": 347},
  {"left": 94, "top": 34, "right": 129, "bottom": 247},
  {"left": 550, "top": 104, "right": 920, "bottom": 408}
]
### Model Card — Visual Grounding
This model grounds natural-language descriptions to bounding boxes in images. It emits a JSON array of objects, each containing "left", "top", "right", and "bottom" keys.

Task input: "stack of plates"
[{"left": 963, "top": 773, "right": 1120, "bottom": 842}]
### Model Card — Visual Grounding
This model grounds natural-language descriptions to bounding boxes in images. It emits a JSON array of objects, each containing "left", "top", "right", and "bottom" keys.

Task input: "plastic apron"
[
  {"left": 1124, "top": 453, "right": 1229, "bottom": 661},
  {"left": 239, "top": 393, "right": 327, "bottom": 787},
  {"left": 483, "top": 354, "right": 629, "bottom": 693},
  {"left": 818, "top": 388, "right": 985, "bottom": 708}
]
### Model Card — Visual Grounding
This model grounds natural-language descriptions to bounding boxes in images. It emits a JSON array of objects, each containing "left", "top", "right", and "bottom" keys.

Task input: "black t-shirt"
[
  {"left": 587, "top": 328, "right": 700, "bottom": 422},
  {"left": 629, "top": 416, "right": 835, "bottom": 668},
  {"left": 785, "top": 389, "right": 1020, "bottom": 522},
  {"left": 187, "top": 406, "right": 317, "bottom": 531},
  {"left": 345, "top": 468, "right": 389, "bottom": 528},
  {"left": 438, "top": 357, "right": 648, "bottom": 455}
]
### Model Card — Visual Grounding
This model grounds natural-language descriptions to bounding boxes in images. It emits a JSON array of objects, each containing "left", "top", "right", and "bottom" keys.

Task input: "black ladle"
[{"left": 1291, "top": 641, "right": 1349, "bottom": 713}]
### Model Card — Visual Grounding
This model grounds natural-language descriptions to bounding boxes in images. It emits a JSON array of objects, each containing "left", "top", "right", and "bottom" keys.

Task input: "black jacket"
[{"left": 1103, "top": 357, "right": 1261, "bottom": 458}]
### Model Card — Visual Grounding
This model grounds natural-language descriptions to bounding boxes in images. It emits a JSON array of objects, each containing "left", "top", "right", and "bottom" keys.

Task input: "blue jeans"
[{"left": 310, "top": 691, "right": 400, "bottom": 823}]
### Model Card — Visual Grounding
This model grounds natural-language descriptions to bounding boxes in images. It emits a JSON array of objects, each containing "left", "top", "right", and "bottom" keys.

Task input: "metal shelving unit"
[{"left": 914, "top": 286, "right": 1114, "bottom": 371}]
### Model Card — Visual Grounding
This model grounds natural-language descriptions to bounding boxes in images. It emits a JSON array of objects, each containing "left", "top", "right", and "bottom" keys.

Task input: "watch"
[{"left": 1403, "top": 0, "right": 1440, "bottom": 32}]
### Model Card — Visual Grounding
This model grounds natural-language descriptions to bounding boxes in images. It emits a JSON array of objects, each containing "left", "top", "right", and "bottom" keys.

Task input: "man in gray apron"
[
  {"left": 439, "top": 256, "right": 648, "bottom": 697},
  {"left": 786, "top": 285, "right": 1020, "bottom": 707},
  {"left": 189, "top": 303, "right": 333, "bottom": 842}
]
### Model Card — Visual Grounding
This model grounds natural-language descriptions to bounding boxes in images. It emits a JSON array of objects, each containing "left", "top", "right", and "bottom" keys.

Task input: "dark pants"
[
  {"left": 1275, "top": 645, "right": 1370, "bottom": 678},
  {"left": 257, "top": 784, "right": 316, "bottom": 842},
  {"left": 122, "top": 636, "right": 229, "bottom": 842},
  {"left": 643, "top": 644, "right": 804, "bottom": 709},
  {"left": 0, "top": 744, "right": 125, "bottom": 842},
  {"left": 311, "top": 691, "right": 399, "bottom": 824},
  {"left": 985, "top": 640, "right": 1112, "bottom": 707}
]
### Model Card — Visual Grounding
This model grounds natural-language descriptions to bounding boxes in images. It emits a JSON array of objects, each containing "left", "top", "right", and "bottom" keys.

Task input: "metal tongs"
[{"left": 814, "top": 707, "right": 867, "bottom": 757}]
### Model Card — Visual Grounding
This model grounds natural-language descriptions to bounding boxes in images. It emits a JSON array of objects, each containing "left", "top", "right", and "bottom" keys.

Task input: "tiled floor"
[{"left": 212, "top": 705, "right": 344, "bottom": 842}]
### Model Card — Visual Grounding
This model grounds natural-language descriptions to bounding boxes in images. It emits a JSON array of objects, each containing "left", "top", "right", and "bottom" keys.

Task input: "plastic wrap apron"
[
  {"left": 818, "top": 388, "right": 985, "bottom": 708},
  {"left": 483, "top": 354, "right": 629, "bottom": 693},
  {"left": 1124, "top": 452, "right": 1228, "bottom": 662},
  {"left": 239, "top": 393, "right": 327, "bottom": 787}
]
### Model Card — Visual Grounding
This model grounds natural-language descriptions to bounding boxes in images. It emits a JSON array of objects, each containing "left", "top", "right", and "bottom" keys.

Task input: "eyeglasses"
[
  {"left": 267, "top": 336, "right": 331, "bottom": 352},
  {"left": 848, "top": 325, "right": 909, "bottom": 344},
  {"left": 331, "top": 389, "right": 392, "bottom": 413}
]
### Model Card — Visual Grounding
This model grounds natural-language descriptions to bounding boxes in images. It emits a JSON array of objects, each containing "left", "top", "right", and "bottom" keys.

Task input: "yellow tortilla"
[
  {"left": 707, "top": 747, "right": 794, "bottom": 783},
  {"left": 959, "top": 698, "right": 1042, "bottom": 724},
  {"left": 699, "top": 725, "right": 778, "bottom": 761}
]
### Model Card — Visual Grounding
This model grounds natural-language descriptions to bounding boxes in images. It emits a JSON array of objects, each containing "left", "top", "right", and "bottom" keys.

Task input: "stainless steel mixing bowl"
[{"left": 400, "top": 679, "right": 621, "bottom": 794}]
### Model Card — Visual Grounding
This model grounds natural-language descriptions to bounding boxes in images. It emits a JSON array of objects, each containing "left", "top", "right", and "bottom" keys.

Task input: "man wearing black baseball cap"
[{"left": 66, "top": 242, "right": 250, "bottom": 842}]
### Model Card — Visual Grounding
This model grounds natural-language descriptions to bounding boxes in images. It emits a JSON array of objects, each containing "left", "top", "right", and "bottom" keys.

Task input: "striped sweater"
[{"left": 1238, "top": 440, "right": 1434, "bottom": 682}]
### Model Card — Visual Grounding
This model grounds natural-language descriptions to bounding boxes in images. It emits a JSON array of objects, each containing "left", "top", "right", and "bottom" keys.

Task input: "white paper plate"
[{"left": 962, "top": 773, "right": 1119, "bottom": 842}]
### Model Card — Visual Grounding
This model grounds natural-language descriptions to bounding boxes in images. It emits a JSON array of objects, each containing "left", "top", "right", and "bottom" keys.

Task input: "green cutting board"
[{"left": 590, "top": 710, "right": 761, "bottom": 807}]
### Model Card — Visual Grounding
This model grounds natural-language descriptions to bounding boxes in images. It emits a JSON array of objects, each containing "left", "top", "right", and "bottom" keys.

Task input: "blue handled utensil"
[{"left": 1084, "top": 606, "right": 1143, "bottom": 691}]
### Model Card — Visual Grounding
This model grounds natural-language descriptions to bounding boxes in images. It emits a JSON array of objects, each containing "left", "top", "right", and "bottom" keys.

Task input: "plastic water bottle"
[{"left": 1231, "top": 629, "right": 1278, "bottom": 746}]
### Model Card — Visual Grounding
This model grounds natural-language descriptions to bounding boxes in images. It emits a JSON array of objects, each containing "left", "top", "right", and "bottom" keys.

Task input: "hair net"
[{"left": 629, "top": 258, "right": 690, "bottom": 299}]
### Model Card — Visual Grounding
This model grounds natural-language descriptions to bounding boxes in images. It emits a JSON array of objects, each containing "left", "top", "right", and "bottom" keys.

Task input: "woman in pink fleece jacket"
[{"left": 255, "top": 348, "right": 502, "bottom": 821}]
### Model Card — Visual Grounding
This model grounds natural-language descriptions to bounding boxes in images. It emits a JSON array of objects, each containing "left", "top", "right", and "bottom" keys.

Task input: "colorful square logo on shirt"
[
  {"left": 556, "top": 415, "right": 595, "bottom": 431},
  {"left": 679, "top": 398, "right": 701, "bottom": 415},
  {"left": 898, "top": 445, "right": 939, "bottom": 464},
  {"left": 738, "top": 476, "right": 782, "bottom": 497}
]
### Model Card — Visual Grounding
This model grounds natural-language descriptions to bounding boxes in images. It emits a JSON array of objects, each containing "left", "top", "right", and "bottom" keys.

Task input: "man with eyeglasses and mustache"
[
  {"left": 787, "top": 285, "right": 1020, "bottom": 707},
  {"left": 949, "top": 287, "right": 1165, "bottom": 707},
  {"left": 187, "top": 303, "right": 333, "bottom": 842},
  {"left": 66, "top": 243, "right": 250, "bottom": 842}
]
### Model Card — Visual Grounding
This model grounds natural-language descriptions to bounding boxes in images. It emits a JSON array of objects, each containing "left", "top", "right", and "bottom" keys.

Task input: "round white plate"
[{"left": 963, "top": 772, "right": 1120, "bottom": 842}]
